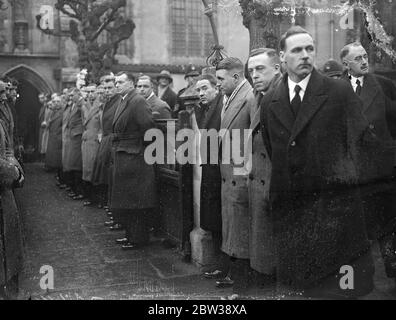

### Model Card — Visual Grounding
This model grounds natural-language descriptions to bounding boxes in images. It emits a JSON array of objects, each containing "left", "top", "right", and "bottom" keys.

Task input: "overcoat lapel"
[
  {"left": 361, "top": 74, "right": 380, "bottom": 113},
  {"left": 202, "top": 93, "right": 222, "bottom": 129},
  {"left": 270, "top": 77, "right": 295, "bottom": 134},
  {"left": 113, "top": 90, "right": 137, "bottom": 127},
  {"left": 289, "top": 70, "right": 328, "bottom": 142},
  {"left": 221, "top": 81, "right": 252, "bottom": 132},
  {"left": 83, "top": 102, "right": 100, "bottom": 126}
]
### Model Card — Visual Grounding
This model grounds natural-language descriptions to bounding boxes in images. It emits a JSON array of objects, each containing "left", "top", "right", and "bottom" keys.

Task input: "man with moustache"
[
  {"left": 260, "top": 26, "right": 376, "bottom": 298},
  {"left": 246, "top": 48, "right": 282, "bottom": 286},
  {"left": 340, "top": 42, "right": 396, "bottom": 284},
  {"left": 216, "top": 57, "right": 256, "bottom": 297}
]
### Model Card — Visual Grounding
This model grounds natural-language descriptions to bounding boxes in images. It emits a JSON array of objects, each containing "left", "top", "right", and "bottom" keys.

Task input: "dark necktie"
[
  {"left": 291, "top": 85, "right": 302, "bottom": 117},
  {"left": 356, "top": 79, "right": 362, "bottom": 96}
]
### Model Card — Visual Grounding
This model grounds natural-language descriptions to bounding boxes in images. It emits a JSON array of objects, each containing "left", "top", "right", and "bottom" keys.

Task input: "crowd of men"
[
  {"left": 196, "top": 26, "right": 396, "bottom": 300},
  {"left": 0, "top": 77, "right": 25, "bottom": 299},
  {"left": 10, "top": 25, "right": 396, "bottom": 300}
]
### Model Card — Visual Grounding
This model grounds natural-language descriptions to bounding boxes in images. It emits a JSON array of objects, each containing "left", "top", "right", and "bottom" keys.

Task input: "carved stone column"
[{"left": 12, "top": 0, "right": 29, "bottom": 53}]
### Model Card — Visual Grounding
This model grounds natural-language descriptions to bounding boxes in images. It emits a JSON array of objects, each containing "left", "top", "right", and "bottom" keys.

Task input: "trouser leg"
[
  {"left": 230, "top": 258, "right": 251, "bottom": 295},
  {"left": 73, "top": 171, "right": 83, "bottom": 196},
  {"left": 126, "top": 209, "right": 150, "bottom": 245}
]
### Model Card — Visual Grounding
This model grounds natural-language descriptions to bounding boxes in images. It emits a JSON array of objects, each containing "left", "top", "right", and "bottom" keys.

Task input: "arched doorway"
[{"left": 4, "top": 65, "right": 53, "bottom": 161}]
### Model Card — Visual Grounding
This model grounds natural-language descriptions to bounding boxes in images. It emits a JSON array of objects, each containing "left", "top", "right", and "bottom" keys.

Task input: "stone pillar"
[
  {"left": 179, "top": 85, "right": 217, "bottom": 270},
  {"left": 12, "top": 0, "right": 29, "bottom": 54}
]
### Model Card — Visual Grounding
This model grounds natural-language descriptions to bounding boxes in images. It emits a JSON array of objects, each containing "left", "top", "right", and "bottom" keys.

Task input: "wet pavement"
[{"left": 14, "top": 163, "right": 396, "bottom": 300}]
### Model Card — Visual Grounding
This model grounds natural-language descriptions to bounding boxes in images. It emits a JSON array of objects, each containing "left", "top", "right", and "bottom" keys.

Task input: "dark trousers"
[
  {"left": 212, "top": 232, "right": 230, "bottom": 275},
  {"left": 125, "top": 209, "right": 152, "bottom": 245},
  {"left": 71, "top": 171, "right": 83, "bottom": 195},
  {"left": 96, "top": 184, "right": 108, "bottom": 206},
  {"left": 229, "top": 257, "right": 252, "bottom": 295},
  {"left": 82, "top": 181, "right": 93, "bottom": 201}
]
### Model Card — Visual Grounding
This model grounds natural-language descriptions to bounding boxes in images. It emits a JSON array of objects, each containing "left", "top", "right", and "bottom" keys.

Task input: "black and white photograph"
[{"left": 0, "top": 0, "right": 396, "bottom": 303}]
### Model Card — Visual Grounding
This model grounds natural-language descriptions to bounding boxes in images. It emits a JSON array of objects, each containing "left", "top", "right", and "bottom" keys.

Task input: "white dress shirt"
[
  {"left": 349, "top": 75, "right": 364, "bottom": 92},
  {"left": 288, "top": 73, "right": 312, "bottom": 103}
]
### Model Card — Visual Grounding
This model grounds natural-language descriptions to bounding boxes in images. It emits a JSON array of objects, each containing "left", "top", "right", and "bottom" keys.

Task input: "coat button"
[
  {"left": 232, "top": 181, "right": 236, "bottom": 186},
  {"left": 369, "top": 124, "right": 375, "bottom": 130},
  {"left": 261, "top": 152, "right": 266, "bottom": 158},
  {"left": 222, "top": 179, "right": 226, "bottom": 183},
  {"left": 249, "top": 174, "right": 254, "bottom": 181},
  {"left": 291, "top": 141, "right": 296, "bottom": 147},
  {"left": 261, "top": 180, "right": 265, "bottom": 186}
]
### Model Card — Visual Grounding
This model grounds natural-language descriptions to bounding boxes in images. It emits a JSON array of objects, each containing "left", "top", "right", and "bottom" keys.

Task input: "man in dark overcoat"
[
  {"left": 64, "top": 89, "right": 84, "bottom": 200},
  {"left": 137, "top": 75, "right": 172, "bottom": 119},
  {"left": 0, "top": 81, "right": 24, "bottom": 299},
  {"left": 340, "top": 42, "right": 396, "bottom": 283},
  {"left": 194, "top": 74, "right": 229, "bottom": 280},
  {"left": 260, "top": 26, "right": 376, "bottom": 298},
  {"left": 92, "top": 77, "right": 120, "bottom": 217},
  {"left": 111, "top": 72, "right": 157, "bottom": 250}
]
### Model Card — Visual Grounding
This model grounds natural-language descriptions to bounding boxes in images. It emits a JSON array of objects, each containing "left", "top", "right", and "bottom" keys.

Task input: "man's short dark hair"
[
  {"left": 116, "top": 71, "right": 136, "bottom": 83},
  {"left": 249, "top": 48, "right": 281, "bottom": 65},
  {"left": 216, "top": 57, "right": 244, "bottom": 73},
  {"left": 196, "top": 74, "right": 218, "bottom": 87},
  {"left": 340, "top": 42, "right": 364, "bottom": 61},
  {"left": 279, "top": 26, "right": 312, "bottom": 51}
]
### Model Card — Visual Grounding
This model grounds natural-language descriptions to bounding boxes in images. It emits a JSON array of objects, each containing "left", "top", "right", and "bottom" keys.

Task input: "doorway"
[{"left": 14, "top": 79, "right": 41, "bottom": 162}]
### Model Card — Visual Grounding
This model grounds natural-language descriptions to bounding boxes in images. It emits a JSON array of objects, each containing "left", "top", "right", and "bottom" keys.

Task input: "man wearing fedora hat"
[{"left": 157, "top": 70, "right": 177, "bottom": 113}]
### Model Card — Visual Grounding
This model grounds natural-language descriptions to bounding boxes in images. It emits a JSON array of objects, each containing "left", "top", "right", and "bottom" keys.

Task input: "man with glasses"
[{"left": 341, "top": 42, "right": 396, "bottom": 286}]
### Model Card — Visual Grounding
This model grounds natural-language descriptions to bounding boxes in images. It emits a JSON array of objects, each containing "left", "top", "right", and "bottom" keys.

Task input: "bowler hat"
[
  {"left": 157, "top": 70, "right": 173, "bottom": 83},
  {"left": 185, "top": 64, "right": 200, "bottom": 78},
  {"left": 322, "top": 59, "right": 344, "bottom": 78}
]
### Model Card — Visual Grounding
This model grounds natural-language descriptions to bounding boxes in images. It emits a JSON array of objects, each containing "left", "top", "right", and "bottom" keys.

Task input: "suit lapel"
[
  {"left": 270, "top": 77, "right": 295, "bottom": 134},
  {"left": 202, "top": 93, "right": 222, "bottom": 129},
  {"left": 113, "top": 91, "right": 133, "bottom": 127},
  {"left": 221, "top": 81, "right": 251, "bottom": 130},
  {"left": 361, "top": 74, "right": 380, "bottom": 113},
  {"left": 84, "top": 102, "right": 100, "bottom": 126},
  {"left": 290, "top": 70, "right": 328, "bottom": 142}
]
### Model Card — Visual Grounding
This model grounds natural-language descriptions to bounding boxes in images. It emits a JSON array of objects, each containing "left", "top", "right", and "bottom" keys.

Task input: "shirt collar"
[
  {"left": 349, "top": 74, "right": 364, "bottom": 85},
  {"left": 288, "top": 73, "right": 311, "bottom": 94}
]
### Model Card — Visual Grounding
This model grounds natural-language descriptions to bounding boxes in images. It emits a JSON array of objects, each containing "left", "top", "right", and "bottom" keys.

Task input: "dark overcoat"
[
  {"left": 110, "top": 90, "right": 157, "bottom": 211},
  {"left": 219, "top": 81, "right": 256, "bottom": 259},
  {"left": 62, "top": 102, "right": 72, "bottom": 168},
  {"left": 64, "top": 100, "right": 83, "bottom": 172},
  {"left": 45, "top": 107, "right": 63, "bottom": 169},
  {"left": 159, "top": 87, "right": 177, "bottom": 111},
  {"left": 0, "top": 118, "right": 23, "bottom": 285},
  {"left": 260, "top": 69, "right": 374, "bottom": 289},
  {"left": 92, "top": 94, "right": 120, "bottom": 186},
  {"left": 198, "top": 93, "right": 223, "bottom": 233},
  {"left": 341, "top": 73, "right": 396, "bottom": 239}
]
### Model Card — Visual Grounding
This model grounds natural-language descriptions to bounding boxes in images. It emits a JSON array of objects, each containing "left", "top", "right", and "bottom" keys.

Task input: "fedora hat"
[{"left": 157, "top": 70, "right": 173, "bottom": 83}]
